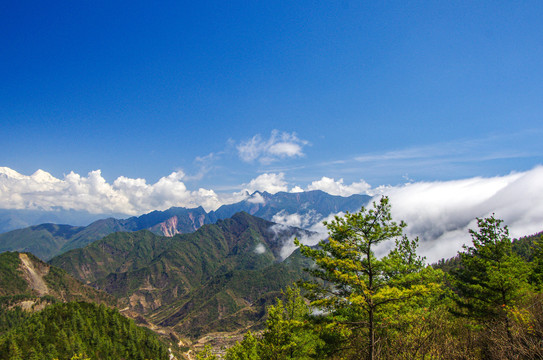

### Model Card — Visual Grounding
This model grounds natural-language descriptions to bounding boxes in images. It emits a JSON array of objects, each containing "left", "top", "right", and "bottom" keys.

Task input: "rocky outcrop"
[{"left": 160, "top": 216, "right": 180, "bottom": 237}]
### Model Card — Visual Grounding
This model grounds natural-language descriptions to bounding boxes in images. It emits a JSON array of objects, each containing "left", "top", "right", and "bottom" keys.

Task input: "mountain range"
[
  {"left": 2, "top": 189, "right": 541, "bottom": 353},
  {"left": 0, "top": 190, "right": 370, "bottom": 260},
  {"left": 0, "top": 190, "right": 369, "bottom": 344},
  {"left": 49, "top": 212, "right": 315, "bottom": 338}
]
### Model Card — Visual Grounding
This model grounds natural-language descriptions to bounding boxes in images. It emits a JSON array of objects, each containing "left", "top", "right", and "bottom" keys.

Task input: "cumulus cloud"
[
  {"left": 237, "top": 130, "right": 308, "bottom": 164},
  {"left": 0, "top": 167, "right": 223, "bottom": 215},
  {"left": 0, "top": 169, "right": 292, "bottom": 216},
  {"left": 241, "top": 173, "right": 288, "bottom": 194},
  {"left": 306, "top": 177, "right": 373, "bottom": 196}
]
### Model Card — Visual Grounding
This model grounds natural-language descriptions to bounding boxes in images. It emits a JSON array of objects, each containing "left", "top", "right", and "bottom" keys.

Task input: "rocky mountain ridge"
[{"left": 0, "top": 190, "right": 370, "bottom": 260}]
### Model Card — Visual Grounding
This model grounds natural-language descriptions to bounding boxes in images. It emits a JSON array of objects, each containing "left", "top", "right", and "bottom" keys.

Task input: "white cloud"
[
  {"left": 272, "top": 210, "right": 322, "bottom": 229},
  {"left": 279, "top": 231, "right": 323, "bottom": 261},
  {"left": 268, "top": 222, "right": 323, "bottom": 260},
  {"left": 306, "top": 177, "right": 373, "bottom": 196},
  {"left": 254, "top": 243, "right": 266, "bottom": 254},
  {"left": 0, "top": 167, "right": 222, "bottom": 215},
  {"left": 193, "top": 188, "right": 223, "bottom": 211},
  {"left": 0, "top": 168, "right": 291, "bottom": 216},
  {"left": 237, "top": 130, "right": 308, "bottom": 164},
  {"left": 378, "top": 166, "right": 543, "bottom": 262},
  {"left": 272, "top": 211, "right": 345, "bottom": 260},
  {"left": 271, "top": 167, "right": 543, "bottom": 263},
  {"left": 242, "top": 173, "right": 288, "bottom": 194},
  {"left": 247, "top": 192, "right": 266, "bottom": 204}
]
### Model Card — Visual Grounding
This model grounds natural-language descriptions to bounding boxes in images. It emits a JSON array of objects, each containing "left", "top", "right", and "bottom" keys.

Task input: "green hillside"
[
  {"left": 0, "top": 251, "right": 114, "bottom": 305},
  {"left": 0, "top": 301, "right": 169, "bottom": 360},
  {"left": 0, "top": 220, "right": 129, "bottom": 261},
  {"left": 0, "top": 252, "right": 174, "bottom": 360},
  {"left": 152, "top": 249, "right": 312, "bottom": 338},
  {"left": 0, "top": 224, "right": 83, "bottom": 261},
  {"left": 50, "top": 212, "right": 315, "bottom": 337}
]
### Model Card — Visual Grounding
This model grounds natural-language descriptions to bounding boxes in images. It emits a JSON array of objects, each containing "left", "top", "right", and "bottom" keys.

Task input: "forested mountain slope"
[
  {"left": 49, "top": 212, "right": 315, "bottom": 337},
  {"left": 0, "top": 302, "right": 170, "bottom": 360},
  {"left": 0, "top": 251, "right": 114, "bottom": 305}
]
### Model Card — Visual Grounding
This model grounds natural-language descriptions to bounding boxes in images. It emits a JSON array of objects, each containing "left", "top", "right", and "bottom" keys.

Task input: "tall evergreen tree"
[
  {"left": 452, "top": 215, "right": 531, "bottom": 320},
  {"left": 258, "top": 287, "right": 322, "bottom": 360},
  {"left": 295, "top": 196, "right": 442, "bottom": 360}
]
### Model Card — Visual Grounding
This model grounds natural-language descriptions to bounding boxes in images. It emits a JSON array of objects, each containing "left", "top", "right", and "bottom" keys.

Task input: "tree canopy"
[{"left": 295, "top": 196, "right": 443, "bottom": 360}]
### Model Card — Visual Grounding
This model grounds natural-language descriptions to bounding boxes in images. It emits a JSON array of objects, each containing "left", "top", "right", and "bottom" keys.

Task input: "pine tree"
[
  {"left": 259, "top": 287, "right": 322, "bottom": 360},
  {"left": 225, "top": 332, "right": 259, "bottom": 360},
  {"left": 295, "top": 196, "right": 442, "bottom": 360},
  {"left": 452, "top": 215, "right": 531, "bottom": 320},
  {"left": 529, "top": 235, "right": 543, "bottom": 290}
]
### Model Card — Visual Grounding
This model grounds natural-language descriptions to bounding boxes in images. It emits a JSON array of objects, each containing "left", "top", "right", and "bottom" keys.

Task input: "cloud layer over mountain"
[
  {"left": 382, "top": 166, "right": 543, "bottom": 262},
  {"left": 1, "top": 165, "right": 542, "bottom": 261}
]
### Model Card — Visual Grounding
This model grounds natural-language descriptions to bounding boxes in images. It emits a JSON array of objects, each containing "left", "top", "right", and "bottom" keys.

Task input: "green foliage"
[
  {"left": 67, "top": 354, "right": 90, "bottom": 360},
  {"left": 195, "top": 345, "right": 219, "bottom": 360},
  {"left": 295, "top": 196, "right": 443, "bottom": 359},
  {"left": 224, "top": 287, "right": 323, "bottom": 360},
  {"left": 0, "top": 253, "right": 28, "bottom": 295},
  {"left": 512, "top": 231, "right": 543, "bottom": 261},
  {"left": 258, "top": 287, "right": 323, "bottom": 360},
  {"left": 217, "top": 211, "right": 543, "bottom": 359},
  {"left": 0, "top": 307, "right": 29, "bottom": 336},
  {"left": 528, "top": 235, "right": 543, "bottom": 290},
  {"left": 225, "top": 332, "right": 260, "bottom": 360},
  {"left": 0, "top": 302, "right": 169, "bottom": 360},
  {"left": 451, "top": 215, "right": 531, "bottom": 320}
]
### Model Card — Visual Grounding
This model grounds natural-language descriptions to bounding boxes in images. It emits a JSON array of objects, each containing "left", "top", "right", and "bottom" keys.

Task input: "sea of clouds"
[{"left": 1, "top": 166, "right": 542, "bottom": 262}]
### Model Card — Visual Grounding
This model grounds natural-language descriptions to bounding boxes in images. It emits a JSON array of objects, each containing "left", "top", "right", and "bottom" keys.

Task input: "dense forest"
[
  {"left": 0, "top": 302, "right": 170, "bottom": 360},
  {"left": 196, "top": 197, "right": 543, "bottom": 360}
]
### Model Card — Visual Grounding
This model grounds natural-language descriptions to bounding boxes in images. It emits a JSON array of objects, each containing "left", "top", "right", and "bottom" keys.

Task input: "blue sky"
[{"left": 1, "top": 1, "right": 542, "bottom": 192}]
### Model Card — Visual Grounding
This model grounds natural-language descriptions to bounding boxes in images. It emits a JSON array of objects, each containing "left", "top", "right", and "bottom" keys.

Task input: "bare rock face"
[
  {"left": 153, "top": 212, "right": 208, "bottom": 237},
  {"left": 18, "top": 253, "right": 50, "bottom": 296},
  {"left": 160, "top": 216, "right": 180, "bottom": 237}
]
